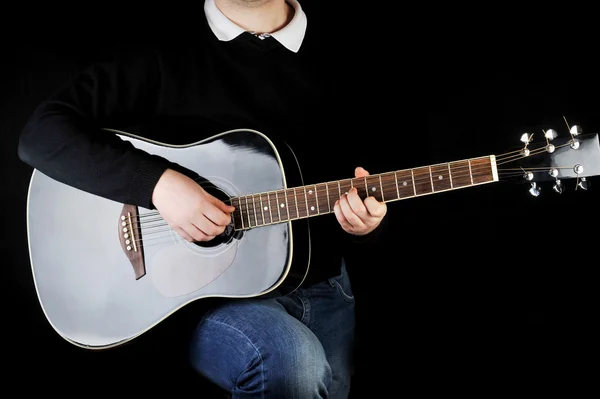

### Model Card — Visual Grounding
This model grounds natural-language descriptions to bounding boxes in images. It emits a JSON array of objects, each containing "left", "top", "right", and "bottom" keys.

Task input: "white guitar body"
[{"left": 26, "top": 128, "right": 312, "bottom": 349}]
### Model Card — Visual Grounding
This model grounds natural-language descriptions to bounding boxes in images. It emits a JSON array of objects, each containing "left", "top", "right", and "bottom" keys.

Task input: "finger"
[
  {"left": 364, "top": 196, "right": 387, "bottom": 218},
  {"left": 333, "top": 200, "right": 353, "bottom": 231},
  {"left": 211, "top": 196, "right": 236, "bottom": 214},
  {"left": 345, "top": 188, "right": 369, "bottom": 220},
  {"left": 192, "top": 216, "right": 226, "bottom": 237},
  {"left": 204, "top": 202, "right": 233, "bottom": 227},
  {"left": 174, "top": 226, "right": 195, "bottom": 242},
  {"left": 354, "top": 166, "right": 370, "bottom": 178},
  {"left": 339, "top": 193, "right": 366, "bottom": 229}
]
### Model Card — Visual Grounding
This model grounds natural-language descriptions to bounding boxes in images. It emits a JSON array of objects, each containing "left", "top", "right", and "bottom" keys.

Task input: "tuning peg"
[
  {"left": 529, "top": 182, "right": 541, "bottom": 197},
  {"left": 520, "top": 133, "right": 533, "bottom": 156},
  {"left": 544, "top": 129, "right": 557, "bottom": 152},
  {"left": 570, "top": 125, "right": 582, "bottom": 149},
  {"left": 553, "top": 179, "right": 564, "bottom": 194}
]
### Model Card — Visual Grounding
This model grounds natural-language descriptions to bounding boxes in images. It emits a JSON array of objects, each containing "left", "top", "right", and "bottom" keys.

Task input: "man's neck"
[{"left": 215, "top": 0, "right": 294, "bottom": 34}]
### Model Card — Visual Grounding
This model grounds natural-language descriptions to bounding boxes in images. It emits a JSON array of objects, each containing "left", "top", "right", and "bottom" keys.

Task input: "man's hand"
[
  {"left": 152, "top": 168, "right": 235, "bottom": 242},
  {"left": 333, "top": 166, "right": 387, "bottom": 236}
]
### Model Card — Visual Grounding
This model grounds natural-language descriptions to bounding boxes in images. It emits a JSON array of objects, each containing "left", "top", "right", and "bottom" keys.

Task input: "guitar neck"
[{"left": 231, "top": 155, "right": 499, "bottom": 230}]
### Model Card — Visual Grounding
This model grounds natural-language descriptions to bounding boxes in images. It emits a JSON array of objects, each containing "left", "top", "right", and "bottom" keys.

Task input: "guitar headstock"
[{"left": 496, "top": 122, "right": 600, "bottom": 196}]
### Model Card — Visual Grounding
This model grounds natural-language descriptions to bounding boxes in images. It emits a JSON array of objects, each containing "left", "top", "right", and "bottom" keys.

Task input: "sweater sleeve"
[{"left": 17, "top": 47, "right": 173, "bottom": 210}]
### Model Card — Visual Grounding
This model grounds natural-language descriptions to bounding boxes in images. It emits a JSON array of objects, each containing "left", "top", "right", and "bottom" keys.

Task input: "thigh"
[{"left": 189, "top": 297, "right": 331, "bottom": 398}]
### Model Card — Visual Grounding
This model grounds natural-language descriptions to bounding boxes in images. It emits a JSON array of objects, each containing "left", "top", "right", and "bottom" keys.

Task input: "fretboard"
[{"left": 230, "top": 155, "right": 498, "bottom": 230}]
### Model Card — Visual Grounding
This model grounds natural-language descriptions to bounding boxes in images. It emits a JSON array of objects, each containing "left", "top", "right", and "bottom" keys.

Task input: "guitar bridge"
[{"left": 118, "top": 204, "right": 146, "bottom": 279}]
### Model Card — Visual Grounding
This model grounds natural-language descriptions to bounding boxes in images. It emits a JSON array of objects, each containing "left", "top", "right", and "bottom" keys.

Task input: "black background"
[{"left": 2, "top": 2, "right": 598, "bottom": 397}]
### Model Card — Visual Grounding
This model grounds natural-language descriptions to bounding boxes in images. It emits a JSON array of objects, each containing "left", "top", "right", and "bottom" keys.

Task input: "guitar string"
[
  {"left": 127, "top": 163, "right": 571, "bottom": 237},
  {"left": 133, "top": 141, "right": 562, "bottom": 223},
  {"left": 134, "top": 159, "right": 513, "bottom": 222},
  {"left": 133, "top": 149, "right": 564, "bottom": 226},
  {"left": 135, "top": 166, "right": 571, "bottom": 229},
  {"left": 136, "top": 139, "right": 576, "bottom": 224},
  {"left": 131, "top": 164, "right": 497, "bottom": 226},
  {"left": 137, "top": 139, "right": 567, "bottom": 222},
  {"left": 124, "top": 167, "right": 498, "bottom": 242},
  {"left": 121, "top": 166, "right": 567, "bottom": 247},
  {"left": 119, "top": 141, "right": 580, "bottom": 248}
]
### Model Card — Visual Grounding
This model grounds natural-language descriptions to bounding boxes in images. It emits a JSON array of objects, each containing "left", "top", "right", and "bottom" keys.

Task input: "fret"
[
  {"left": 381, "top": 172, "right": 397, "bottom": 201},
  {"left": 395, "top": 170, "right": 415, "bottom": 199},
  {"left": 447, "top": 163, "right": 454, "bottom": 188},
  {"left": 315, "top": 183, "right": 330, "bottom": 213},
  {"left": 230, "top": 197, "right": 243, "bottom": 229},
  {"left": 337, "top": 181, "right": 342, "bottom": 198},
  {"left": 275, "top": 191, "right": 282, "bottom": 221},
  {"left": 268, "top": 192, "right": 280, "bottom": 223},
  {"left": 470, "top": 157, "right": 495, "bottom": 184},
  {"left": 410, "top": 169, "right": 416, "bottom": 195},
  {"left": 285, "top": 188, "right": 298, "bottom": 220},
  {"left": 379, "top": 175, "right": 384, "bottom": 201},
  {"left": 282, "top": 189, "right": 291, "bottom": 221},
  {"left": 431, "top": 163, "right": 452, "bottom": 192},
  {"left": 292, "top": 188, "right": 301, "bottom": 219},
  {"left": 251, "top": 195, "right": 259, "bottom": 226},
  {"left": 245, "top": 196, "right": 256, "bottom": 228},
  {"left": 468, "top": 160, "right": 474, "bottom": 185},
  {"left": 259, "top": 193, "right": 273, "bottom": 225},
  {"left": 352, "top": 177, "right": 368, "bottom": 201},
  {"left": 306, "top": 185, "right": 318, "bottom": 215},
  {"left": 394, "top": 172, "right": 400, "bottom": 199},
  {"left": 324, "top": 183, "right": 331, "bottom": 212},
  {"left": 413, "top": 167, "right": 433, "bottom": 195},
  {"left": 326, "top": 181, "right": 340, "bottom": 207},
  {"left": 302, "top": 186, "right": 311, "bottom": 217},
  {"left": 449, "top": 160, "right": 472, "bottom": 188},
  {"left": 365, "top": 175, "right": 384, "bottom": 202},
  {"left": 258, "top": 194, "right": 267, "bottom": 225},
  {"left": 338, "top": 179, "right": 353, "bottom": 198}
]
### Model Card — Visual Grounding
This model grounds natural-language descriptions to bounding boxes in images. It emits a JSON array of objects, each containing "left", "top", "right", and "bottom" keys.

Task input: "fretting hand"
[
  {"left": 152, "top": 168, "right": 235, "bottom": 242},
  {"left": 333, "top": 167, "right": 387, "bottom": 236}
]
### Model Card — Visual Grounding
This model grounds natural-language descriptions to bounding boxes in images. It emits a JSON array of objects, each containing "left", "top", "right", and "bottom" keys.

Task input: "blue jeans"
[{"left": 188, "top": 261, "right": 356, "bottom": 398}]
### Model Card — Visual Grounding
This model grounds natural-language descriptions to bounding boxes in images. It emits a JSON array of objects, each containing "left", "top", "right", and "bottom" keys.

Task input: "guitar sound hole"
[{"left": 193, "top": 183, "right": 243, "bottom": 248}]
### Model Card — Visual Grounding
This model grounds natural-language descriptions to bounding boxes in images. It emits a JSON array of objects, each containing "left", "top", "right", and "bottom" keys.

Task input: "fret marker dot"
[
  {"left": 280, "top": 203, "right": 285, "bottom": 208},
  {"left": 311, "top": 206, "right": 315, "bottom": 211},
  {"left": 308, "top": 190, "right": 313, "bottom": 194},
  {"left": 371, "top": 187, "right": 376, "bottom": 191},
  {"left": 403, "top": 182, "right": 408, "bottom": 186},
  {"left": 264, "top": 206, "right": 268, "bottom": 211},
  {"left": 439, "top": 175, "right": 443, "bottom": 180}
]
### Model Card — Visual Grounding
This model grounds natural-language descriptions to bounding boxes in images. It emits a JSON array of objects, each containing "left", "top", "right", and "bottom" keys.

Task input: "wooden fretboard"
[{"left": 230, "top": 155, "right": 498, "bottom": 230}]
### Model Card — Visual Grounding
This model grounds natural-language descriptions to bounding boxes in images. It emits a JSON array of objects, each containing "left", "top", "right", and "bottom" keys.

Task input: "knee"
[{"left": 242, "top": 330, "right": 332, "bottom": 398}]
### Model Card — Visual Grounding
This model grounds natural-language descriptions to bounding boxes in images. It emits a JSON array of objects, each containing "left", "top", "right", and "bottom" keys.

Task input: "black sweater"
[{"left": 17, "top": 13, "right": 387, "bottom": 287}]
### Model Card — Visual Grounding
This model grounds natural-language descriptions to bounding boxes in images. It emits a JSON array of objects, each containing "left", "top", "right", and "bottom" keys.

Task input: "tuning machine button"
[
  {"left": 553, "top": 179, "right": 563, "bottom": 194},
  {"left": 529, "top": 182, "right": 541, "bottom": 197}
]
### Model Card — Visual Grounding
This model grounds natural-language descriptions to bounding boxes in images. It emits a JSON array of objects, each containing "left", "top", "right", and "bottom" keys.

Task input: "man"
[{"left": 18, "top": 0, "right": 388, "bottom": 397}]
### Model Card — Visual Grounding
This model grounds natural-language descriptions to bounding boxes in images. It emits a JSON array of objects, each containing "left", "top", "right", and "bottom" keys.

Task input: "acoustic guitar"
[{"left": 25, "top": 124, "right": 600, "bottom": 349}]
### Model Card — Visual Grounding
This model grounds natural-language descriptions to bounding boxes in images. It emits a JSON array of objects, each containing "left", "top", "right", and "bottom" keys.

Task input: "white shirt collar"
[{"left": 204, "top": 0, "right": 307, "bottom": 53}]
